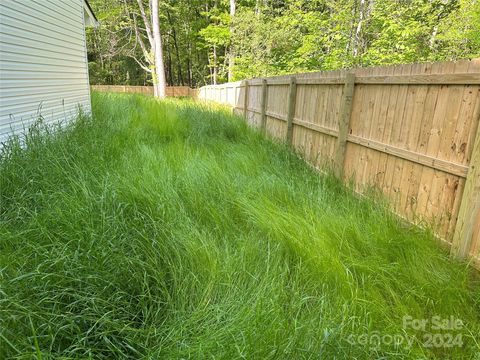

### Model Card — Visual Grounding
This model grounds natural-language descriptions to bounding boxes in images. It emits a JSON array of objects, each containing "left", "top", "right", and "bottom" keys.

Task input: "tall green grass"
[{"left": 1, "top": 92, "right": 479, "bottom": 359}]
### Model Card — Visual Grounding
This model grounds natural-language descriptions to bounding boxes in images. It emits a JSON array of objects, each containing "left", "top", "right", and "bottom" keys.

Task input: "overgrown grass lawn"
[{"left": 1, "top": 93, "right": 479, "bottom": 359}]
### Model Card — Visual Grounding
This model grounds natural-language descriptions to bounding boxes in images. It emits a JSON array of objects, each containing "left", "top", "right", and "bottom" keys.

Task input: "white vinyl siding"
[{"left": 0, "top": 0, "right": 91, "bottom": 144}]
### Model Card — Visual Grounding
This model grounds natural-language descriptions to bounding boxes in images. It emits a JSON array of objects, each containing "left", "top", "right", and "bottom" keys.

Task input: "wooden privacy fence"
[
  {"left": 199, "top": 59, "right": 480, "bottom": 267},
  {"left": 91, "top": 85, "right": 197, "bottom": 97}
]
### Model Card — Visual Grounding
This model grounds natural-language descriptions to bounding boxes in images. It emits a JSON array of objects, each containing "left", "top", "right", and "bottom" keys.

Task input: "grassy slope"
[{"left": 0, "top": 92, "right": 479, "bottom": 359}]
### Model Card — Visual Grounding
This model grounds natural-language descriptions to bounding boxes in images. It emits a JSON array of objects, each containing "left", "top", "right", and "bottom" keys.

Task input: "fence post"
[
  {"left": 260, "top": 79, "right": 268, "bottom": 134},
  {"left": 286, "top": 77, "right": 297, "bottom": 144},
  {"left": 451, "top": 120, "right": 480, "bottom": 258},
  {"left": 243, "top": 80, "right": 249, "bottom": 119},
  {"left": 334, "top": 73, "right": 355, "bottom": 179},
  {"left": 234, "top": 86, "right": 237, "bottom": 109}
]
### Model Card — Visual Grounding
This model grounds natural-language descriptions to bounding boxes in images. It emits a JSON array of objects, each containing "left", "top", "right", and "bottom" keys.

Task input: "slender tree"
[
  {"left": 125, "top": 0, "right": 166, "bottom": 97},
  {"left": 151, "top": 0, "right": 166, "bottom": 97},
  {"left": 228, "top": 0, "right": 236, "bottom": 81}
]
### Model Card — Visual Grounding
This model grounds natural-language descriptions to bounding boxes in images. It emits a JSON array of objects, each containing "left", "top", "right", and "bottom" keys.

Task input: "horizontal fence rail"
[
  {"left": 199, "top": 59, "right": 480, "bottom": 268},
  {"left": 91, "top": 85, "right": 197, "bottom": 97}
]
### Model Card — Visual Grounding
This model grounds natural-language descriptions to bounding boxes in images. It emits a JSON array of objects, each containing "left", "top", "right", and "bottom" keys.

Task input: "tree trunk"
[
  {"left": 151, "top": 0, "right": 166, "bottom": 98},
  {"left": 212, "top": 44, "right": 217, "bottom": 85},
  {"left": 166, "top": 43, "right": 173, "bottom": 86},
  {"left": 187, "top": 43, "right": 192, "bottom": 87},
  {"left": 255, "top": 0, "right": 261, "bottom": 16},
  {"left": 353, "top": 0, "right": 365, "bottom": 58},
  {"left": 166, "top": 10, "right": 184, "bottom": 85},
  {"left": 228, "top": 0, "right": 236, "bottom": 81},
  {"left": 173, "top": 31, "right": 184, "bottom": 85}
]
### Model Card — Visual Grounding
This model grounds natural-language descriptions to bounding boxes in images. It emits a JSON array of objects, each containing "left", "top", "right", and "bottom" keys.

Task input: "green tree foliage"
[
  {"left": 86, "top": 0, "right": 480, "bottom": 86},
  {"left": 86, "top": 1, "right": 145, "bottom": 85},
  {"left": 198, "top": 7, "right": 231, "bottom": 83}
]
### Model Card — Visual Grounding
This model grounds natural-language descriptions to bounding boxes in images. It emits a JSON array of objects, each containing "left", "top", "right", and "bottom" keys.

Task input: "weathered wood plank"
[
  {"left": 262, "top": 108, "right": 470, "bottom": 178},
  {"left": 237, "top": 72, "right": 480, "bottom": 87},
  {"left": 356, "top": 73, "right": 480, "bottom": 85},
  {"left": 451, "top": 113, "right": 480, "bottom": 257},
  {"left": 334, "top": 73, "right": 355, "bottom": 178},
  {"left": 347, "top": 135, "right": 469, "bottom": 178},
  {"left": 286, "top": 77, "right": 297, "bottom": 144},
  {"left": 243, "top": 81, "right": 249, "bottom": 119},
  {"left": 293, "top": 119, "right": 338, "bottom": 138},
  {"left": 260, "top": 79, "right": 268, "bottom": 133},
  {"left": 266, "top": 78, "right": 345, "bottom": 85}
]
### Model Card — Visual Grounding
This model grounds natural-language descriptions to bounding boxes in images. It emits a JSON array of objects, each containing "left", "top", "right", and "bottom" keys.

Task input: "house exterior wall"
[{"left": 0, "top": 0, "right": 92, "bottom": 144}]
